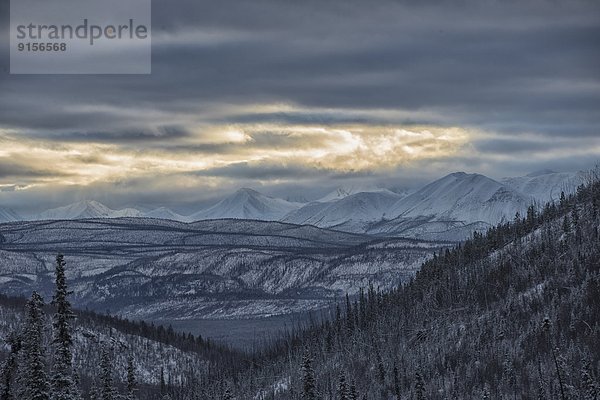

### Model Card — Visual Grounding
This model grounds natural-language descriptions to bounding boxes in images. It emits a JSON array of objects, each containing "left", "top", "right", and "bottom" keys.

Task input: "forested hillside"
[
  {"left": 222, "top": 173, "right": 600, "bottom": 399},
  {"left": 0, "top": 277, "right": 248, "bottom": 399}
]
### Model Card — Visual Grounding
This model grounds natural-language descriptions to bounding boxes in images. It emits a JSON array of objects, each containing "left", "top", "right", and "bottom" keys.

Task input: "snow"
[
  {"left": 317, "top": 185, "right": 402, "bottom": 202},
  {"left": 144, "top": 207, "right": 187, "bottom": 221},
  {"left": 386, "top": 172, "right": 530, "bottom": 225},
  {"left": 283, "top": 190, "right": 403, "bottom": 231},
  {"left": 0, "top": 207, "right": 21, "bottom": 222},
  {"left": 501, "top": 170, "right": 584, "bottom": 203},
  {"left": 188, "top": 188, "right": 303, "bottom": 221},
  {"left": 6, "top": 169, "right": 585, "bottom": 240},
  {"left": 0, "top": 218, "right": 444, "bottom": 320},
  {"left": 36, "top": 200, "right": 144, "bottom": 220}
]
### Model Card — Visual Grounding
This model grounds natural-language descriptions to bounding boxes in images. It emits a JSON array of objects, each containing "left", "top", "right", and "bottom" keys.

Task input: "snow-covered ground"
[{"left": 0, "top": 218, "right": 444, "bottom": 321}]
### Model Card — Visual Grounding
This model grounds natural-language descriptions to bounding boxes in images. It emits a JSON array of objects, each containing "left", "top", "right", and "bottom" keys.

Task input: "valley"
[{"left": 0, "top": 218, "right": 444, "bottom": 338}]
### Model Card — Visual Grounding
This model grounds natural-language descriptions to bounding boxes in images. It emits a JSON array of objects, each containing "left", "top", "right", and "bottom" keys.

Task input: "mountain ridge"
[{"left": 4, "top": 170, "right": 584, "bottom": 240}]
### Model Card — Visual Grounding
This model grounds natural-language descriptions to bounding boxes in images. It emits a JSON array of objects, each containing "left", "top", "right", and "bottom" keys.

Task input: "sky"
[{"left": 0, "top": 0, "right": 599, "bottom": 214}]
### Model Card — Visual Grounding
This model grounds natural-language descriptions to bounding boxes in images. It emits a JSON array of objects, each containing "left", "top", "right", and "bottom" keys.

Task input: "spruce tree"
[
  {"left": 301, "top": 351, "right": 316, "bottom": 400},
  {"left": 125, "top": 356, "right": 137, "bottom": 400},
  {"left": 0, "top": 332, "right": 21, "bottom": 400},
  {"left": 415, "top": 371, "right": 425, "bottom": 400},
  {"left": 50, "top": 255, "right": 79, "bottom": 400},
  {"left": 222, "top": 385, "right": 233, "bottom": 400},
  {"left": 581, "top": 362, "right": 598, "bottom": 400},
  {"left": 20, "top": 291, "right": 50, "bottom": 400},
  {"left": 349, "top": 382, "right": 358, "bottom": 400},
  {"left": 338, "top": 373, "right": 348, "bottom": 400},
  {"left": 393, "top": 364, "right": 401, "bottom": 399},
  {"left": 99, "top": 346, "right": 114, "bottom": 400},
  {"left": 88, "top": 382, "right": 100, "bottom": 400}
]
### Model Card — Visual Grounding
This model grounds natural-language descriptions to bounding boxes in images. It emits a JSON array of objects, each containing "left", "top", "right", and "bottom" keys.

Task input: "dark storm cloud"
[
  {"left": 37, "top": 126, "right": 191, "bottom": 143},
  {"left": 0, "top": 159, "right": 71, "bottom": 179},
  {"left": 474, "top": 137, "right": 577, "bottom": 155},
  {"left": 1, "top": 0, "right": 599, "bottom": 135},
  {"left": 0, "top": 0, "right": 599, "bottom": 210}
]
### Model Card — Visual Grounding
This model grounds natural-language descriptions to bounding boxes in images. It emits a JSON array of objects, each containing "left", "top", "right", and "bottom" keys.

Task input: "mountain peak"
[
  {"left": 317, "top": 185, "right": 392, "bottom": 203},
  {"left": 37, "top": 200, "right": 143, "bottom": 220},
  {"left": 189, "top": 188, "right": 301, "bottom": 221}
]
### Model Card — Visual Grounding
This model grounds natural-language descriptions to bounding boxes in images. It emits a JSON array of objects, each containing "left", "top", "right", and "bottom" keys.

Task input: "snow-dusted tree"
[
  {"left": 301, "top": 351, "right": 316, "bottom": 400},
  {"left": 414, "top": 371, "right": 425, "bottom": 400},
  {"left": 87, "top": 381, "right": 100, "bottom": 400},
  {"left": 581, "top": 362, "right": 598, "bottom": 400},
  {"left": 0, "top": 331, "right": 21, "bottom": 400},
  {"left": 348, "top": 382, "right": 358, "bottom": 400},
  {"left": 20, "top": 291, "right": 50, "bottom": 400},
  {"left": 50, "top": 255, "right": 79, "bottom": 400},
  {"left": 337, "top": 374, "right": 348, "bottom": 400},
  {"left": 99, "top": 346, "right": 115, "bottom": 400},
  {"left": 222, "top": 385, "right": 233, "bottom": 400},
  {"left": 125, "top": 357, "right": 137, "bottom": 400}
]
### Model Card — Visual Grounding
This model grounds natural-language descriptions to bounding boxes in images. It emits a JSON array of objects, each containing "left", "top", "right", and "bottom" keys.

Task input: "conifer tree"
[
  {"left": 50, "top": 255, "right": 79, "bottom": 400},
  {"left": 349, "top": 382, "right": 358, "bottom": 400},
  {"left": 415, "top": 371, "right": 425, "bottom": 400},
  {"left": 222, "top": 385, "right": 233, "bottom": 400},
  {"left": 0, "top": 332, "right": 21, "bottom": 400},
  {"left": 125, "top": 357, "right": 137, "bottom": 400},
  {"left": 345, "top": 294, "right": 354, "bottom": 335},
  {"left": 581, "top": 362, "right": 598, "bottom": 400},
  {"left": 301, "top": 351, "right": 316, "bottom": 400},
  {"left": 393, "top": 364, "right": 401, "bottom": 399},
  {"left": 337, "top": 373, "right": 348, "bottom": 400},
  {"left": 99, "top": 346, "right": 114, "bottom": 400},
  {"left": 20, "top": 291, "right": 50, "bottom": 400},
  {"left": 562, "top": 215, "right": 571, "bottom": 234},
  {"left": 88, "top": 382, "right": 100, "bottom": 400},
  {"left": 159, "top": 367, "right": 166, "bottom": 396}
]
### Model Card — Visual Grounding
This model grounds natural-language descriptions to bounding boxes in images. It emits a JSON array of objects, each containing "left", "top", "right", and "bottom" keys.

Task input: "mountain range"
[{"left": 1, "top": 169, "right": 585, "bottom": 240}]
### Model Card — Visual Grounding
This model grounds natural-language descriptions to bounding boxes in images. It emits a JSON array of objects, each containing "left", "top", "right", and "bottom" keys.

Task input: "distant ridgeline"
[{"left": 1, "top": 170, "right": 600, "bottom": 399}]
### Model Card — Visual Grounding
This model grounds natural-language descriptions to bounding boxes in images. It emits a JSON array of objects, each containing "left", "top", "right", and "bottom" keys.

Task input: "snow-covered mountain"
[
  {"left": 283, "top": 190, "right": 403, "bottom": 231},
  {"left": 317, "top": 186, "right": 401, "bottom": 202},
  {"left": 144, "top": 206, "right": 187, "bottom": 221},
  {"left": 0, "top": 207, "right": 21, "bottom": 223},
  {"left": 36, "top": 200, "right": 143, "bottom": 220},
  {"left": 502, "top": 169, "right": 584, "bottom": 203},
  {"left": 188, "top": 188, "right": 303, "bottom": 221},
  {"left": 11, "top": 169, "right": 587, "bottom": 237},
  {"left": 386, "top": 172, "right": 531, "bottom": 225}
]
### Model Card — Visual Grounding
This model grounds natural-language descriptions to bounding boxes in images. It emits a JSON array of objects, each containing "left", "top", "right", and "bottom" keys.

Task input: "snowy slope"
[
  {"left": 0, "top": 218, "right": 442, "bottom": 320},
  {"left": 0, "top": 207, "right": 21, "bottom": 223},
  {"left": 317, "top": 186, "right": 403, "bottom": 202},
  {"left": 188, "top": 188, "right": 302, "bottom": 221},
  {"left": 502, "top": 170, "right": 584, "bottom": 203},
  {"left": 144, "top": 207, "right": 187, "bottom": 221},
  {"left": 283, "top": 190, "right": 403, "bottom": 231},
  {"left": 386, "top": 172, "right": 531, "bottom": 225},
  {"left": 37, "top": 200, "right": 143, "bottom": 220}
]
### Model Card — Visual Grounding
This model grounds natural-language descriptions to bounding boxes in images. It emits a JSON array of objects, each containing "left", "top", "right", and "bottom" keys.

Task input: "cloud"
[{"left": 0, "top": 0, "right": 598, "bottom": 210}]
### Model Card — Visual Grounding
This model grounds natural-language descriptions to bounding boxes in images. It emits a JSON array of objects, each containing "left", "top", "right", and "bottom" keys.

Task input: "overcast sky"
[{"left": 0, "top": 0, "right": 599, "bottom": 214}]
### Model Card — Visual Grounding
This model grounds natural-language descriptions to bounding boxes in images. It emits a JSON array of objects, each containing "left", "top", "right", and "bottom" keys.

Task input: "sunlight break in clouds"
[{"left": 0, "top": 125, "right": 470, "bottom": 189}]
